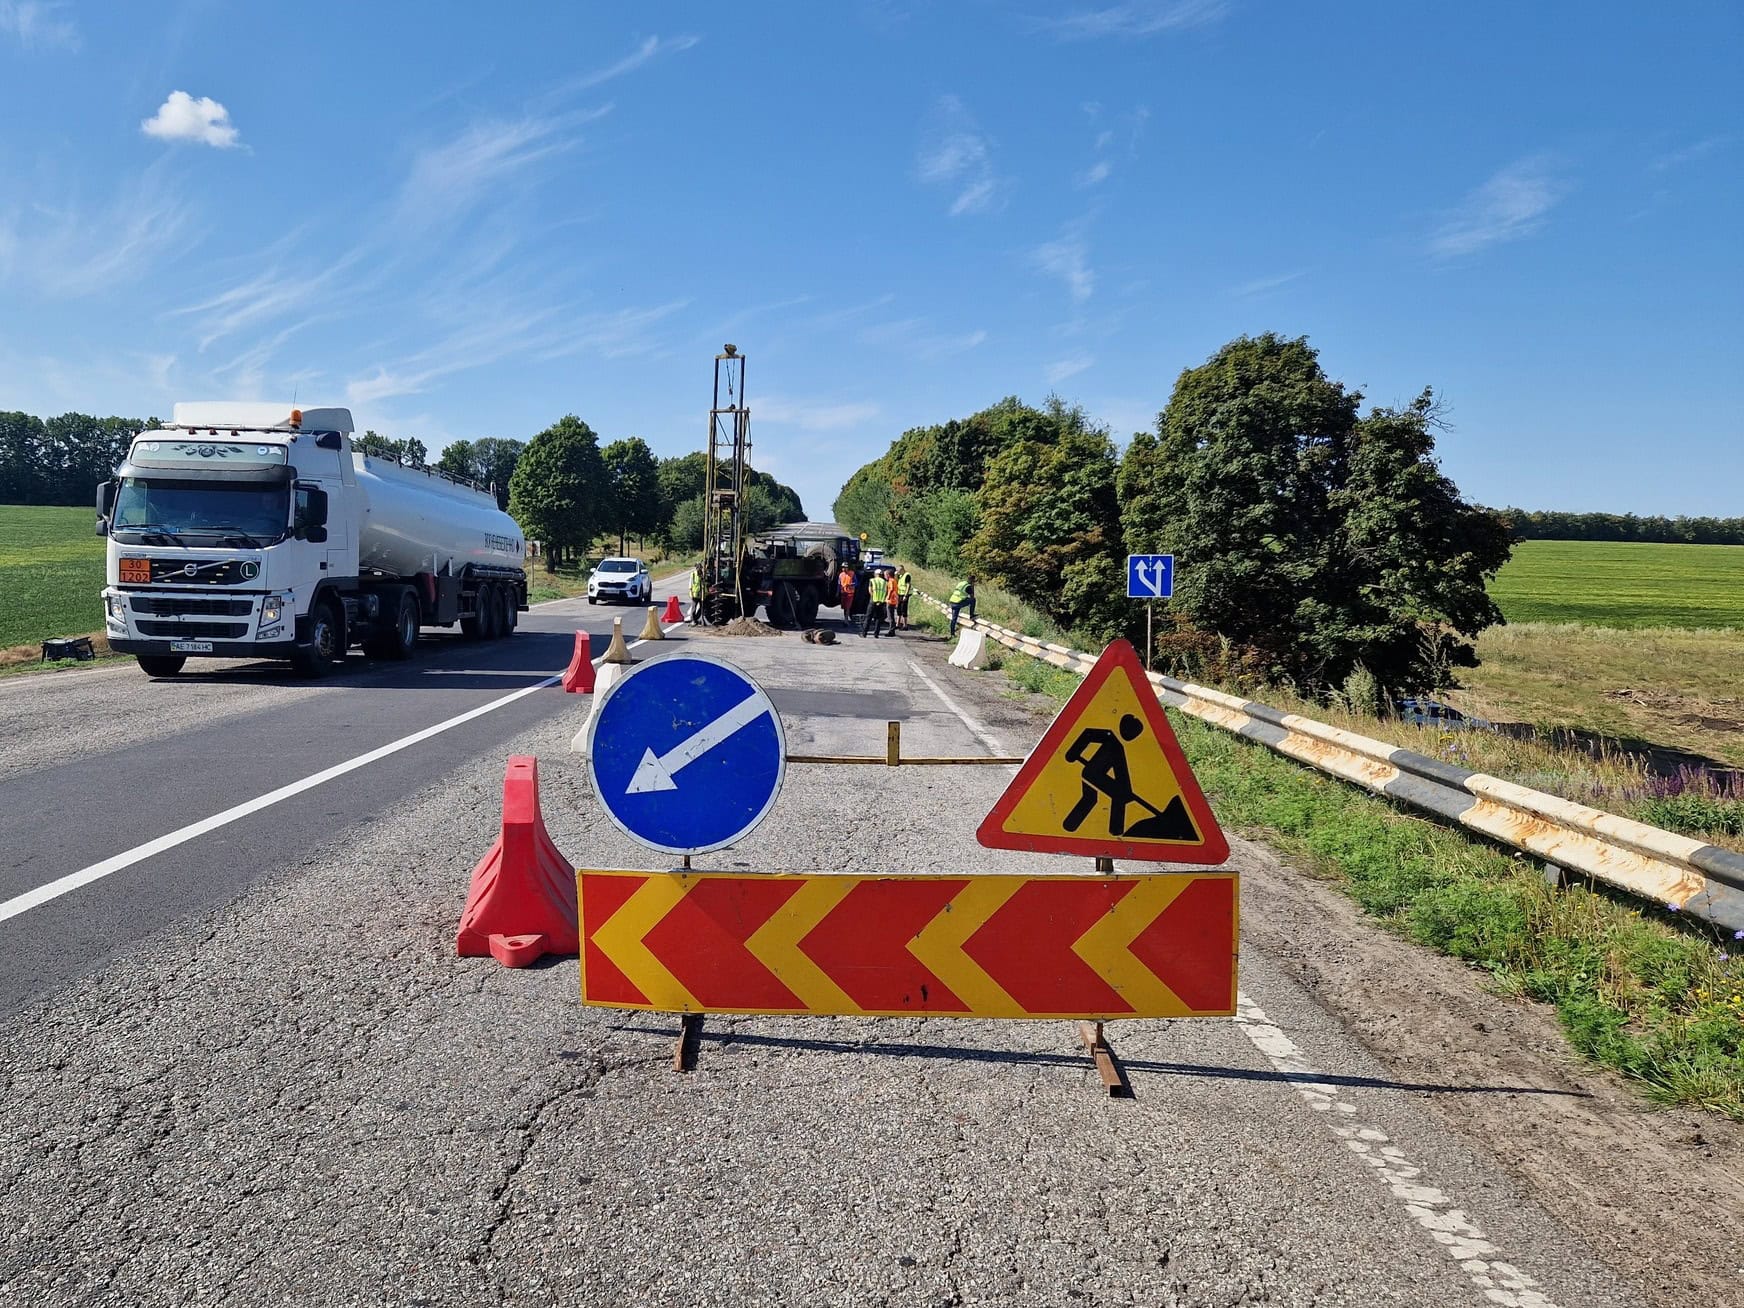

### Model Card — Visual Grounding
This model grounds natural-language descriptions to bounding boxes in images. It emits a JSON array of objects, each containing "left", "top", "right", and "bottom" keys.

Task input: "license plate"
[{"left": 170, "top": 640, "right": 214, "bottom": 653}]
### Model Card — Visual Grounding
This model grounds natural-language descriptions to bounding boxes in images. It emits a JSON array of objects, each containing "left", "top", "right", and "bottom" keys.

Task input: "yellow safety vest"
[
  {"left": 897, "top": 575, "right": 912, "bottom": 597},
  {"left": 869, "top": 576, "right": 889, "bottom": 603},
  {"left": 949, "top": 581, "right": 969, "bottom": 603}
]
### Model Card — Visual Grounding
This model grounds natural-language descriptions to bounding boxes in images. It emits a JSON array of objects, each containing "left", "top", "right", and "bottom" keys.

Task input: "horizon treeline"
[
  {"left": 0, "top": 411, "right": 806, "bottom": 558},
  {"left": 1495, "top": 508, "right": 1744, "bottom": 545}
]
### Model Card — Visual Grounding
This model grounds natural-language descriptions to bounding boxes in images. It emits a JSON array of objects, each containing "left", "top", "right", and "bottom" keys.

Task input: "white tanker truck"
[{"left": 95, "top": 402, "right": 528, "bottom": 678}]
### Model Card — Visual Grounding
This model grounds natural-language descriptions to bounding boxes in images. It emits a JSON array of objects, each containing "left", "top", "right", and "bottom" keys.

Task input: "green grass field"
[
  {"left": 1490, "top": 539, "right": 1744, "bottom": 628},
  {"left": 0, "top": 505, "right": 106, "bottom": 650}
]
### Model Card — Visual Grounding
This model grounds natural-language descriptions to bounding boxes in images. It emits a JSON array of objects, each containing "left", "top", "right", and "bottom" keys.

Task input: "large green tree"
[
  {"left": 436, "top": 437, "right": 522, "bottom": 508},
  {"left": 602, "top": 436, "right": 661, "bottom": 553},
  {"left": 962, "top": 403, "right": 1127, "bottom": 639},
  {"left": 508, "top": 415, "right": 606, "bottom": 571},
  {"left": 1129, "top": 333, "right": 1511, "bottom": 694}
]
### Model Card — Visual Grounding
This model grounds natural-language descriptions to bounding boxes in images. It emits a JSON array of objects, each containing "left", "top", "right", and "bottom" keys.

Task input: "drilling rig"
[
  {"left": 695, "top": 344, "right": 869, "bottom": 628},
  {"left": 699, "top": 344, "right": 751, "bottom": 624}
]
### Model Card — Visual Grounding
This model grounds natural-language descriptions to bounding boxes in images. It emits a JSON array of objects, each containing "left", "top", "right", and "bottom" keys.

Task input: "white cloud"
[
  {"left": 916, "top": 96, "right": 1009, "bottom": 217},
  {"left": 1031, "top": 225, "right": 1095, "bottom": 303},
  {"left": 1232, "top": 268, "right": 1308, "bottom": 297},
  {"left": 1, "top": 169, "right": 192, "bottom": 297},
  {"left": 1031, "top": 0, "right": 1229, "bottom": 40},
  {"left": 1078, "top": 159, "right": 1113, "bottom": 188},
  {"left": 399, "top": 107, "right": 609, "bottom": 218},
  {"left": 141, "top": 91, "right": 242, "bottom": 148},
  {"left": 1045, "top": 354, "right": 1094, "bottom": 383},
  {"left": 1429, "top": 155, "right": 1568, "bottom": 259},
  {"left": 1650, "top": 135, "right": 1730, "bottom": 172},
  {"left": 757, "top": 396, "right": 882, "bottom": 430},
  {"left": 861, "top": 318, "right": 988, "bottom": 361},
  {"left": 536, "top": 300, "right": 691, "bottom": 362},
  {"left": 558, "top": 33, "right": 700, "bottom": 95},
  {"left": 0, "top": 0, "right": 77, "bottom": 49}
]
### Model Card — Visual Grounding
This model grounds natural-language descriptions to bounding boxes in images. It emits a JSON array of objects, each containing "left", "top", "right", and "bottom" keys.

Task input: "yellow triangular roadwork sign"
[{"left": 977, "top": 639, "right": 1229, "bottom": 864}]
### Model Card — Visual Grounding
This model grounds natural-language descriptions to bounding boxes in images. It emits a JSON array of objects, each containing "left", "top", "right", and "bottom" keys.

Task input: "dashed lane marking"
[
  {"left": 0, "top": 625, "right": 682, "bottom": 926},
  {"left": 1234, "top": 992, "right": 1562, "bottom": 1308}
]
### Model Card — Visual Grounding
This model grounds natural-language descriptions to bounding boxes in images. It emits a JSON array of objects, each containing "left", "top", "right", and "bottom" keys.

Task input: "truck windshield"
[{"left": 112, "top": 477, "right": 289, "bottom": 544}]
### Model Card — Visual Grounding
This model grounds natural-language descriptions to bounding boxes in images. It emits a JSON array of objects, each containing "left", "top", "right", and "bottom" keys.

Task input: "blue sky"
[{"left": 2, "top": 1, "right": 1739, "bottom": 519}]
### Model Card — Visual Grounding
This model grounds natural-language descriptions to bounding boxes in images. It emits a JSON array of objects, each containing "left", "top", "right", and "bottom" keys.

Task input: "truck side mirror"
[{"left": 95, "top": 480, "right": 115, "bottom": 536}]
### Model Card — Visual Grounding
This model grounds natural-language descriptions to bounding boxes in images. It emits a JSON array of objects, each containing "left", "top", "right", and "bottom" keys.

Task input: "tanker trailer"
[{"left": 98, "top": 402, "right": 528, "bottom": 678}]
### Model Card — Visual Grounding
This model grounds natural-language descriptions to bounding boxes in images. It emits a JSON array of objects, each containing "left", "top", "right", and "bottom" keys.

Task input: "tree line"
[
  {"left": 507, "top": 414, "right": 804, "bottom": 570},
  {"left": 1495, "top": 508, "right": 1744, "bottom": 546},
  {"left": 0, "top": 408, "right": 805, "bottom": 567},
  {"left": 835, "top": 333, "right": 1514, "bottom": 701}
]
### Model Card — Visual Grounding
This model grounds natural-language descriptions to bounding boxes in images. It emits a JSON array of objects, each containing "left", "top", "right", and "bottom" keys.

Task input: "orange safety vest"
[{"left": 840, "top": 569, "right": 856, "bottom": 593}]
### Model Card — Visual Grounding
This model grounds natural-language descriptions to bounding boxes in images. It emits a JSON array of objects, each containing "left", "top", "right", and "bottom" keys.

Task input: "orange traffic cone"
[
  {"left": 455, "top": 756, "right": 578, "bottom": 967},
  {"left": 561, "top": 630, "right": 594, "bottom": 693},
  {"left": 662, "top": 593, "right": 683, "bottom": 623}
]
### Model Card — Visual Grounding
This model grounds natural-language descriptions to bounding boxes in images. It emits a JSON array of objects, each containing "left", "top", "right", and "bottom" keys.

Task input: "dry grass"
[{"left": 1449, "top": 622, "right": 1744, "bottom": 770}]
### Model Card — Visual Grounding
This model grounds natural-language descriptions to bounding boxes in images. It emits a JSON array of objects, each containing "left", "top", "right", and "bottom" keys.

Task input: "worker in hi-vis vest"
[
  {"left": 690, "top": 567, "right": 705, "bottom": 625},
  {"left": 895, "top": 569, "right": 913, "bottom": 631},
  {"left": 948, "top": 575, "right": 976, "bottom": 636},
  {"left": 861, "top": 569, "right": 890, "bottom": 638}
]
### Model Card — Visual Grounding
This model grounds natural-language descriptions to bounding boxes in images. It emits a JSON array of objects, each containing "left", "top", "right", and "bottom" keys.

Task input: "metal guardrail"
[{"left": 919, "top": 593, "right": 1744, "bottom": 933}]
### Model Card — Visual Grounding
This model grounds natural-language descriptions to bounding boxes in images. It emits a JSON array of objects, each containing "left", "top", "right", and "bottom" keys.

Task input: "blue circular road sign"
[{"left": 585, "top": 651, "right": 787, "bottom": 856}]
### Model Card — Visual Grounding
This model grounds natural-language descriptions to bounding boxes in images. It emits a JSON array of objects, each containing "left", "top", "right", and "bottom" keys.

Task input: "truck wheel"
[
  {"left": 136, "top": 654, "right": 186, "bottom": 678},
  {"left": 491, "top": 586, "right": 512, "bottom": 639},
  {"left": 461, "top": 586, "right": 487, "bottom": 639},
  {"left": 771, "top": 583, "right": 801, "bottom": 628},
  {"left": 291, "top": 601, "right": 343, "bottom": 678},
  {"left": 798, "top": 589, "right": 820, "bottom": 628},
  {"left": 370, "top": 590, "right": 419, "bottom": 660}
]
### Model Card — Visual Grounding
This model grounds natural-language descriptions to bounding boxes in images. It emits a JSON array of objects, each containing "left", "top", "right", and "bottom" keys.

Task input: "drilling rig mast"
[{"left": 700, "top": 344, "right": 750, "bottom": 623}]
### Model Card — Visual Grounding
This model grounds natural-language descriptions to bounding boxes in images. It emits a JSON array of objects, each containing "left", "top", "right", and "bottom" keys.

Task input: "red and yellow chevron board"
[{"left": 577, "top": 868, "right": 1238, "bottom": 1019}]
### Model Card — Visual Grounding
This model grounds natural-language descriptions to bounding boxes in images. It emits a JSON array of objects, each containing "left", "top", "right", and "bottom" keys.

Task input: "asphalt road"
[
  {"left": 0, "top": 605, "right": 1659, "bottom": 1306},
  {"left": 0, "top": 581, "right": 686, "bottom": 1011}
]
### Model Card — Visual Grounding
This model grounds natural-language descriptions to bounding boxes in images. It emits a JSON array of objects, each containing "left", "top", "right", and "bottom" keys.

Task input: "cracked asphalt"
[{"left": 0, "top": 602, "right": 1658, "bottom": 1306}]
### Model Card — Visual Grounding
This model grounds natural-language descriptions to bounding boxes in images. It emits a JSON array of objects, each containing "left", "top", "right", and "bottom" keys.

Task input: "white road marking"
[
  {"left": 906, "top": 659, "right": 1012, "bottom": 758},
  {"left": 1233, "top": 992, "right": 1561, "bottom": 1308},
  {"left": 0, "top": 624, "right": 682, "bottom": 925}
]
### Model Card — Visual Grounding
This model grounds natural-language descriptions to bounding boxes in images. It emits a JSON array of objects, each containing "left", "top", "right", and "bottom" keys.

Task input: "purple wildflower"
[{"left": 1666, "top": 902, "right": 1680, "bottom": 912}]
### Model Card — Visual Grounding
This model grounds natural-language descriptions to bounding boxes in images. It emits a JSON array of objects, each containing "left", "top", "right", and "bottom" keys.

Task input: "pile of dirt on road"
[{"left": 694, "top": 617, "right": 785, "bottom": 638}]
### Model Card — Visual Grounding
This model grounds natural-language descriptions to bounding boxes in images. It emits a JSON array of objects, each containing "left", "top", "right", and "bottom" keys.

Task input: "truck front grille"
[
  {"left": 132, "top": 597, "right": 253, "bottom": 617},
  {"left": 148, "top": 558, "right": 250, "bottom": 585},
  {"left": 136, "top": 620, "right": 250, "bottom": 639}
]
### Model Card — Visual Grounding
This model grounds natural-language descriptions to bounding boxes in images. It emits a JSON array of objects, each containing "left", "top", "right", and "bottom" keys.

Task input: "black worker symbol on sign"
[{"left": 1062, "top": 714, "right": 1199, "bottom": 841}]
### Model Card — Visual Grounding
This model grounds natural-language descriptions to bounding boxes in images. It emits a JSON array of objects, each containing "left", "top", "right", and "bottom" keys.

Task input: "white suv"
[{"left": 588, "top": 557, "right": 651, "bottom": 605}]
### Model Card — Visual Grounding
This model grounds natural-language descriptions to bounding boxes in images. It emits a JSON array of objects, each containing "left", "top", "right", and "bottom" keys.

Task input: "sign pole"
[{"left": 1146, "top": 599, "right": 1154, "bottom": 672}]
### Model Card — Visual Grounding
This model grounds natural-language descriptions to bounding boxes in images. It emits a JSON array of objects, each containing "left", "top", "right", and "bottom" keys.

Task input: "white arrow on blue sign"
[
  {"left": 585, "top": 652, "right": 787, "bottom": 856},
  {"left": 1126, "top": 553, "right": 1174, "bottom": 599}
]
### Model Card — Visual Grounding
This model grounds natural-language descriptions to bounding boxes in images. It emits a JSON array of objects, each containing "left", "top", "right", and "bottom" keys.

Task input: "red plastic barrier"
[
  {"left": 455, "top": 756, "right": 579, "bottom": 967},
  {"left": 561, "top": 630, "right": 594, "bottom": 693},
  {"left": 662, "top": 594, "right": 683, "bottom": 623}
]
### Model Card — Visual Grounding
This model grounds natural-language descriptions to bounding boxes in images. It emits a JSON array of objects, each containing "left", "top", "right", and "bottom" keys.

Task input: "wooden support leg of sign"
[
  {"left": 675, "top": 1013, "right": 704, "bottom": 1073},
  {"left": 1078, "top": 1021, "right": 1131, "bottom": 1098}
]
